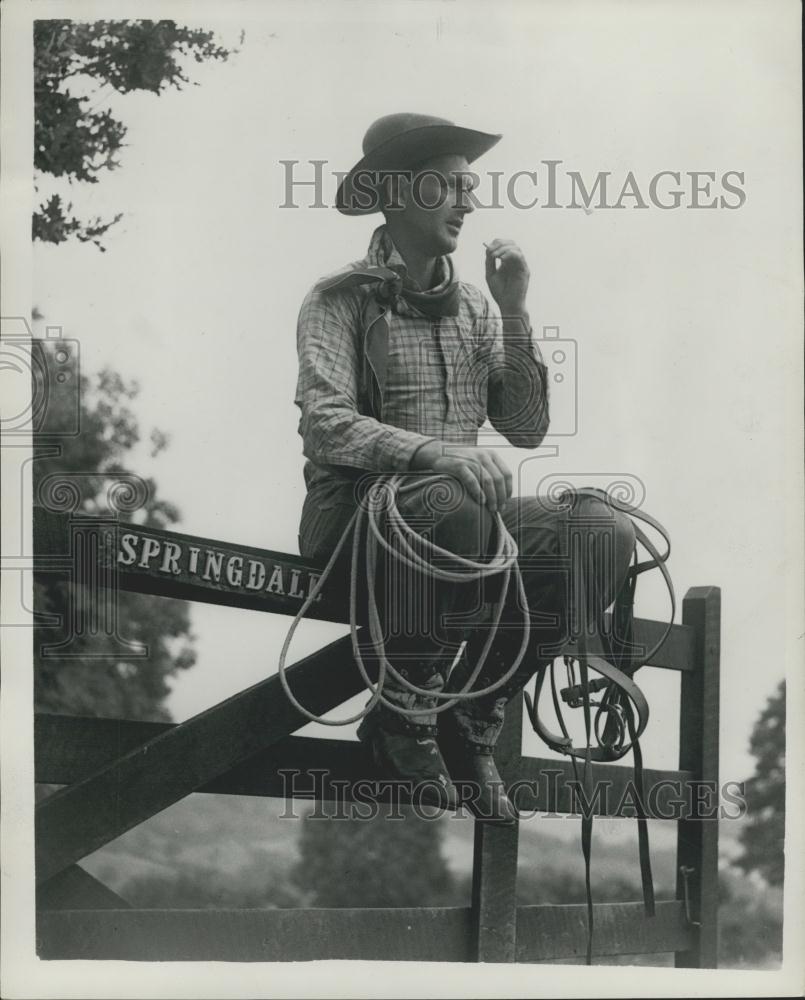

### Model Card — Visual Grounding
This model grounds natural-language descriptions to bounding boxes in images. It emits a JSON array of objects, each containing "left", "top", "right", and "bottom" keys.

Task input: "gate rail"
[{"left": 33, "top": 506, "right": 720, "bottom": 965}]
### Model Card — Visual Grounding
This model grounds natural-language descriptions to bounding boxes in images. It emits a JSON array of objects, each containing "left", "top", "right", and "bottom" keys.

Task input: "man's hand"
[
  {"left": 484, "top": 238, "right": 530, "bottom": 319},
  {"left": 410, "top": 442, "right": 512, "bottom": 513}
]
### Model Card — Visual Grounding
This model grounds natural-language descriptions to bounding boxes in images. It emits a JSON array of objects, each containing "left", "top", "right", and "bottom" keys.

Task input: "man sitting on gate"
[{"left": 294, "top": 113, "right": 635, "bottom": 822}]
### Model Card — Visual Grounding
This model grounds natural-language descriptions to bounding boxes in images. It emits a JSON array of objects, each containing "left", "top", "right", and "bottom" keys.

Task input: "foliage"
[
  {"left": 718, "top": 865, "right": 783, "bottom": 968},
  {"left": 293, "top": 809, "right": 457, "bottom": 908},
  {"left": 32, "top": 193, "right": 123, "bottom": 249},
  {"left": 33, "top": 341, "right": 195, "bottom": 720},
  {"left": 33, "top": 19, "right": 231, "bottom": 249},
  {"left": 513, "top": 863, "right": 671, "bottom": 907},
  {"left": 122, "top": 863, "right": 308, "bottom": 910},
  {"left": 735, "top": 680, "right": 785, "bottom": 886},
  {"left": 714, "top": 681, "right": 786, "bottom": 968}
]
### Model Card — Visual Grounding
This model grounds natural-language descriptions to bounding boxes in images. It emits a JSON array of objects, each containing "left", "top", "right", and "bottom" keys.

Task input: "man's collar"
[{"left": 366, "top": 224, "right": 453, "bottom": 293}]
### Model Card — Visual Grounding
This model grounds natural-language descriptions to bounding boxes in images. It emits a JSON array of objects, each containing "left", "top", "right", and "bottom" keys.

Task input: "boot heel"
[{"left": 441, "top": 736, "right": 519, "bottom": 824}]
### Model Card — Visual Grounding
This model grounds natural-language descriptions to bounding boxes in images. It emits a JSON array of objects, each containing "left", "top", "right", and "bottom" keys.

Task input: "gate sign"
[
  {"left": 33, "top": 507, "right": 345, "bottom": 623},
  {"left": 117, "top": 530, "right": 322, "bottom": 601}
]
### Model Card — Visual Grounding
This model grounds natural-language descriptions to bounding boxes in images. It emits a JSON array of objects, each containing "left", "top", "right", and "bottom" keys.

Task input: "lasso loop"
[{"left": 277, "top": 474, "right": 530, "bottom": 725}]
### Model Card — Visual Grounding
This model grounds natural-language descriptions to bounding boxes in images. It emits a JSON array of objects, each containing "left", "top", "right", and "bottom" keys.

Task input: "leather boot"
[
  {"left": 367, "top": 723, "right": 458, "bottom": 811},
  {"left": 357, "top": 663, "right": 458, "bottom": 811},
  {"left": 438, "top": 633, "right": 554, "bottom": 824},
  {"left": 438, "top": 711, "right": 518, "bottom": 824},
  {"left": 454, "top": 743, "right": 519, "bottom": 824}
]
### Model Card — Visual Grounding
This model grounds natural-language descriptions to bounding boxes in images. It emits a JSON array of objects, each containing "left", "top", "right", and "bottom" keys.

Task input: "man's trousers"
[{"left": 298, "top": 476, "right": 636, "bottom": 748}]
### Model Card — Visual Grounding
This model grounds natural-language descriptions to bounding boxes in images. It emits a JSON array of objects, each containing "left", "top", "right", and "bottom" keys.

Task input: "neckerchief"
[{"left": 315, "top": 226, "right": 460, "bottom": 418}]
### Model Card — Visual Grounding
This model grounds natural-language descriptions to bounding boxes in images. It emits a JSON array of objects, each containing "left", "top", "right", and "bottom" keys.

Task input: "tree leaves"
[
  {"left": 293, "top": 809, "right": 457, "bottom": 908},
  {"left": 33, "top": 19, "right": 231, "bottom": 249},
  {"left": 33, "top": 343, "right": 195, "bottom": 721},
  {"left": 735, "top": 680, "right": 785, "bottom": 886},
  {"left": 32, "top": 194, "right": 123, "bottom": 251}
]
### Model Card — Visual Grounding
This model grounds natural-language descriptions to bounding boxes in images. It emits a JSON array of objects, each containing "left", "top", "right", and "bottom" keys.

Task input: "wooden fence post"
[
  {"left": 675, "top": 586, "right": 721, "bottom": 968},
  {"left": 470, "top": 696, "right": 522, "bottom": 962}
]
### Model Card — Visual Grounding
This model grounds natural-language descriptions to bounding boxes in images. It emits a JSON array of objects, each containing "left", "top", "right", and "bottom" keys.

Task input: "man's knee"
[
  {"left": 570, "top": 497, "right": 636, "bottom": 598},
  {"left": 416, "top": 475, "right": 493, "bottom": 558},
  {"left": 612, "top": 508, "right": 636, "bottom": 564},
  {"left": 599, "top": 505, "right": 636, "bottom": 569}
]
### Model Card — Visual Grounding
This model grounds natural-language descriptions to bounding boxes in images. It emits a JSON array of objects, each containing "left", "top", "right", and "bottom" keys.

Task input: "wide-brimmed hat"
[{"left": 336, "top": 112, "right": 501, "bottom": 216}]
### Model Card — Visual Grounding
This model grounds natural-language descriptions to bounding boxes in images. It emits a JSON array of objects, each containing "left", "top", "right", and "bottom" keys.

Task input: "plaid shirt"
[{"left": 295, "top": 226, "right": 549, "bottom": 504}]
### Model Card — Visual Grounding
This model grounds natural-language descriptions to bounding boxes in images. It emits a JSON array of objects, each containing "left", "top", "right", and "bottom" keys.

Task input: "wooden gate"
[{"left": 33, "top": 505, "right": 720, "bottom": 965}]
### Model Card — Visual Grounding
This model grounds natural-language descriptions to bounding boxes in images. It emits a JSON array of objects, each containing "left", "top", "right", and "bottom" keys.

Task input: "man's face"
[{"left": 391, "top": 153, "right": 476, "bottom": 255}]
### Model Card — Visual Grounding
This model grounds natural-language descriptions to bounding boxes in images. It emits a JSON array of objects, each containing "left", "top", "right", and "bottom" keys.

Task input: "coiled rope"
[{"left": 278, "top": 474, "right": 531, "bottom": 725}]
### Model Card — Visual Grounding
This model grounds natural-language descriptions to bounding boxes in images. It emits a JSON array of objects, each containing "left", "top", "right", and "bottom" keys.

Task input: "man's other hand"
[
  {"left": 484, "top": 238, "right": 530, "bottom": 320},
  {"left": 410, "top": 442, "right": 512, "bottom": 513}
]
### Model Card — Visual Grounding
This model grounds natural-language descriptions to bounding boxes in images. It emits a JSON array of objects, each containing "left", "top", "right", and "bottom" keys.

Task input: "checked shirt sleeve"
[
  {"left": 295, "top": 287, "right": 436, "bottom": 473},
  {"left": 481, "top": 298, "right": 551, "bottom": 449}
]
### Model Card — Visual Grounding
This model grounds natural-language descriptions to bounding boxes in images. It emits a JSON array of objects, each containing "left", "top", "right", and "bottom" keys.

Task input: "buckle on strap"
[
  {"left": 679, "top": 865, "right": 702, "bottom": 927},
  {"left": 560, "top": 674, "right": 610, "bottom": 708}
]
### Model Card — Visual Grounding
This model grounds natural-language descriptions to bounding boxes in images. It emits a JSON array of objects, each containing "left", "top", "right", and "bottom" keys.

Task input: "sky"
[{"left": 30, "top": 0, "right": 802, "bottom": 783}]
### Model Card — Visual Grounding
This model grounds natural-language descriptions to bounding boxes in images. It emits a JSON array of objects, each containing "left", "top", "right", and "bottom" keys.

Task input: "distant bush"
[
  {"left": 717, "top": 866, "right": 782, "bottom": 969},
  {"left": 122, "top": 861, "right": 308, "bottom": 910},
  {"left": 292, "top": 809, "right": 459, "bottom": 908}
]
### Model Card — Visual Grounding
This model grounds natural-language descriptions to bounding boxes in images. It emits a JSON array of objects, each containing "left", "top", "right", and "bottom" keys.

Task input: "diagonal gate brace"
[{"left": 36, "top": 633, "right": 371, "bottom": 885}]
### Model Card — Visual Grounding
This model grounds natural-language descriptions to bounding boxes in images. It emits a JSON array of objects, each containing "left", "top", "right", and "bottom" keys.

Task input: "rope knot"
[{"left": 375, "top": 274, "right": 404, "bottom": 309}]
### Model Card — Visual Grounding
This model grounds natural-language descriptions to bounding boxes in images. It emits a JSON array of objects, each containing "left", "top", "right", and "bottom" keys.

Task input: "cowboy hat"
[{"left": 336, "top": 112, "right": 501, "bottom": 216}]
